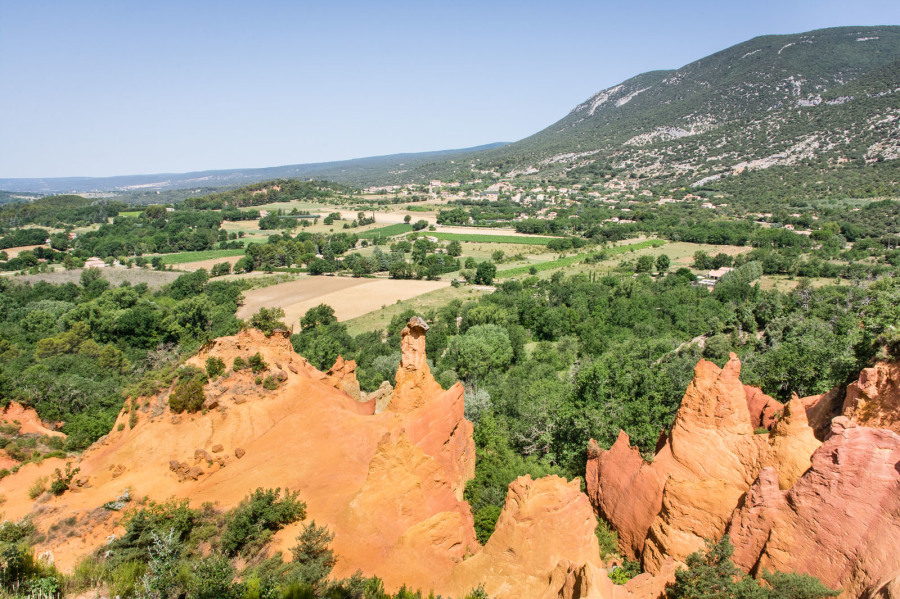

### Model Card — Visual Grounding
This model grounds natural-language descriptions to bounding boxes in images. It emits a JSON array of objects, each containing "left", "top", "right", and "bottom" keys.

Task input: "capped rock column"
[{"left": 389, "top": 317, "right": 443, "bottom": 414}]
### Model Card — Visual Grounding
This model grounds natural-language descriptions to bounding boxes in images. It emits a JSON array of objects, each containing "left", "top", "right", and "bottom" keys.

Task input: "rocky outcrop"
[
  {"left": 588, "top": 352, "right": 900, "bottom": 599},
  {"left": 450, "top": 475, "right": 608, "bottom": 599},
  {"left": 0, "top": 402, "right": 65, "bottom": 438},
  {"left": 389, "top": 317, "right": 443, "bottom": 414},
  {"left": 727, "top": 418, "right": 900, "bottom": 599},
  {"left": 760, "top": 398, "right": 820, "bottom": 490},
  {"left": 326, "top": 356, "right": 362, "bottom": 401},
  {"left": 800, "top": 387, "right": 845, "bottom": 439},
  {"left": 586, "top": 355, "right": 821, "bottom": 572},
  {"left": 743, "top": 385, "right": 783, "bottom": 430},
  {"left": 841, "top": 362, "right": 900, "bottom": 435},
  {"left": 800, "top": 361, "right": 900, "bottom": 441},
  {"left": 363, "top": 381, "right": 393, "bottom": 414},
  {"left": 0, "top": 322, "right": 476, "bottom": 591}
]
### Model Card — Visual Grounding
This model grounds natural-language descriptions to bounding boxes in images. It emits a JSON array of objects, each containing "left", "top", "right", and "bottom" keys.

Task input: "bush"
[
  {"left": 169, "top": 379, "right": 205, "bottom": 414},
  {"left": 233, "top": 356, "right": 247, "bottom": 371},
  {"left": 187, "top": 554, "right": 242, "bottom": 599},
  {"left": 666, "top": 536, "right": 838, "bottom": 599},
  {"left": 107, "top": 499, "right": 198, "bottom": 569},
  {"left": 248, "top": 352, "right": 268, "bottom": 374},
  {"left": 248, "top": 307, "right": 287, "bottom": 336},
  {"left": 28, "top": 476, "right": 48, "bottom": 500},
  {"left": 262, "top": 376, "right": 279, "bottom": 391},
  {"left": 595, "top": 520, "right": 619, "bottom": 560},
  {"left": 221, "top": 488, "right": 306, "bottom": 557},
  {"left": 288, "top": 521, "right": 336, "bottom": 590},
  {"left": 206, "top": 356, "right": 226, "bottom": 379},
  {"left": 610, "top": 558, "right": 641, "bottom": 585},
  {"left": 50, "top": 463, "right": 80, "bottom": 496}
]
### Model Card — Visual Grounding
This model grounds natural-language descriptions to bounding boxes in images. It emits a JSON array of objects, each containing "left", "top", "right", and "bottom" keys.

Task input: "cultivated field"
[
  {"left": 344, "top": 285, "right": 491, "bottom": 335},
  {"left": 1, "top": 245, "right": 45, "bottom": 258},
  {"left": 236, "top": 276, "right": 450, "bottom": 328},
  {"left": 7, "top": 268, "right": 181, "bottom": 289},
  {"left": 160, "top": 249, "right": 246, "bottom": 265}
]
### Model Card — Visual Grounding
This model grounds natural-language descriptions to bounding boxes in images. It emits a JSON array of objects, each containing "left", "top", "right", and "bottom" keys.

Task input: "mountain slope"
[{"left": 402, "top": 26, "right": 900, "bottom": 200}]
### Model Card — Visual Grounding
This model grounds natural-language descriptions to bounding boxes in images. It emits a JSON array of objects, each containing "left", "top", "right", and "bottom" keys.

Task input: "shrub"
[
  {"left": 28, "top": 476, "right": 48, "bottom": 500},
  {"left": 610, "top": 558, "right": 641, "bottom": 585},
  {"left": 107, "top": 499, "right": 198, "bottom": 569},
  {"left": 288, "top": 521, "right": 336, "bottom": 590},
  {"left": 50, "top": 463, "right": 80, "bottom": 496},
  {"left": 262, "top": 376, "right": 279, "bottom": 391},
  {"left": 220, "top": 488, "right": 306, "bottom": 557},
  {"left": 248, "top": 352, "right": 268, "bottom": 374},
  {"left": 168, "top": 366, "right": 208, "bottom": 413},
  {"left": 206, "top": 356, "right": 226, "bottom": 379},
  {"left": 169, "top": 379, "right": 205, "bottom": 413},
  {"left": 247, "top": 307, "right": 287, "bottom": 336},
  {"left": 595, "top": 519, "right": 619, "bottom": 560},
  {"left": 232, "top": 356, "right": 247, "bottom": 371},
  {"left": 666, "top": 536, "right": 838, "bottom": 599},
  {"left": 186, "top": 554, "right": 242, "bottom": 599}
]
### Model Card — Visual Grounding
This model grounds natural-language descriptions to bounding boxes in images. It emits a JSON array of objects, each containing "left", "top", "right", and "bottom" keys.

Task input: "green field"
[
  {"left": 358, "top": 223, "right": 414, "bottom": 238},
  {"left": 118, "top": 210, "right": 142, "bottom": 218},
  {"left": 158, "top": 249, "right": 246, "bottom": 264},
  {"left": 497, "top": 239, "right": 667, "bottom": 278},
  {"left": 431, "top": 232, "right": 556, "bottom": 245}
]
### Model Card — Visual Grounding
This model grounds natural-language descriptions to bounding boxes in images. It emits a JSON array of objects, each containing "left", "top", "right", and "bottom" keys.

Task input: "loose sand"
[{"left": 236, "top": 276, "right": 449, "bottom": 327}]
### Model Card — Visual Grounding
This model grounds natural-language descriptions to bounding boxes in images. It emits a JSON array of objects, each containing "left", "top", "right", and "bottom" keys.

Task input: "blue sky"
[{"left": 1, "top": 0, "right": 899, "bottom": 178}]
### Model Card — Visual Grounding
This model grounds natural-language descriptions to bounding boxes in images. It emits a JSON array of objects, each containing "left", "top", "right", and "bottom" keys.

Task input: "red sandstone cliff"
[
  {"left": 586, "top": 355, "right": 819, "bottom": 572},
  {"left": 587, "top": 355, "right": 900, "bottom": 599}
]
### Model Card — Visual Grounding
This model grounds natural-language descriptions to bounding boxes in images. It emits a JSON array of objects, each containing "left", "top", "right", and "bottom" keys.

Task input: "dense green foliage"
[
  {"left": 221, "top": 488, "right": 307, "bottom": 557},
  {"left": 0, "top": 268, "right": 243, "bottom": 449},
  {"left": 667, "top": 537, "right": 839, "bottom": 599},
  {"left": 182, "top": 179, "right": 352, "bottom": 210}
]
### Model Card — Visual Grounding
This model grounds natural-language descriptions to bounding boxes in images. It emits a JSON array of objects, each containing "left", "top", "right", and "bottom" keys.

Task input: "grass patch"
[
  {"left": 498, "top": 239, "right": 666, "bottom": 278},
  {"left": 158, "top": 249, "right": 246, "bottom": 265},
  {"left": 118, "top": 211, "right": 142, "bottom": 218},
  {"left": 499, "top": 254, "right": 589, "bottom": 277},
  {"left": 431, "top": 232, "right": 557, "bottom": 245},
  {"left": 343, "top": 285, "right": 490, "bottom": 335},
  {"left": 357, "top": 223, "right": 414, "bottom": 239}
]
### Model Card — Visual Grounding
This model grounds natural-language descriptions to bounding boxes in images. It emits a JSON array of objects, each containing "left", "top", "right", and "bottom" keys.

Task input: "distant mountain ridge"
[{"left": 0, "top": 143, "right": 507, "bottom": 196}]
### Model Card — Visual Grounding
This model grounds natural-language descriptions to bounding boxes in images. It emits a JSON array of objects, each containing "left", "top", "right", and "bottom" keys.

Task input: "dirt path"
[{"left": 236, "top": 276, "right": 449, "bottom": 327}]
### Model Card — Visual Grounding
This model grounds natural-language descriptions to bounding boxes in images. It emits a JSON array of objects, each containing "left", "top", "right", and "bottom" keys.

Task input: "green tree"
[
  {"left": 635, "top": 255, "right": 655, "bottom": 273},
  {"left": 289, "top": 521, "right": 336, "bottom": 591},
  {"left": 667, "top": 536, "right": 838, "bottom": 599},
  {"left": 474, "top": 261, "right": 497, "bottom": 285},
  {"left": 443, "top": 324, "right": 512, "bottom": 382},
  {"left": 656, "top": 254, "right": 671, "bottom": 272},
  {"left": 300, "top": 304, "right": 336, "bottom": 331}
]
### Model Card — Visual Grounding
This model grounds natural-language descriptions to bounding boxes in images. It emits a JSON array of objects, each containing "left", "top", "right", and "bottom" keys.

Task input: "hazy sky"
[{"left": 1, "top": 0, "right": 899, "bottom": 178}]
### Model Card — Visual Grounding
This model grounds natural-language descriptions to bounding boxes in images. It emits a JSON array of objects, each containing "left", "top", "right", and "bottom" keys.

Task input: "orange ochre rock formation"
[
  {"left": 0, "top": 401, "right": 66, "bottom": 438},
  {"left": 587, "top": 354, "right": 900, "bottom": 599},
  {"left": 0, "top": 319, "right": 638, "bottom": 599}
]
